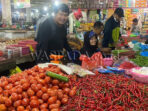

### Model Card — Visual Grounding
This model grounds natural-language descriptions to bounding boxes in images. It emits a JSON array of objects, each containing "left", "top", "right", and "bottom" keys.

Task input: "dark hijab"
[{"left": 80, "top": 31, "right": 99, "bottom": 57}]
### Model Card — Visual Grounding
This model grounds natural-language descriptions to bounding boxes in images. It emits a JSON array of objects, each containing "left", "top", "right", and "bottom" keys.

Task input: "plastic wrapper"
[
  {"left": 80, "top": 52, "right": 104, "bottom": 71},
  {"left": 67, "top": 63, "right": 95, "bottom": 77},
  {"left": 38, "top": 63, "right": 73, "bottom": 75},
  {"left": 107, "top": 66, "right": 125, "bottom": 75},
  {"left": 97, "top": 68, "right": 113, "bottom": 74},
  {"left": 127, "top": 67, "right": 148, "bottom": 84},
  {"left": 103, "top": 57, "right": 113, "bottom": 66}
]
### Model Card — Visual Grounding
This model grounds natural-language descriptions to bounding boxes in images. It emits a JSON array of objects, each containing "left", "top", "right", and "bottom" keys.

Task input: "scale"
[{"left": 50, "top": 54, "right": 64, "bottom": 64}]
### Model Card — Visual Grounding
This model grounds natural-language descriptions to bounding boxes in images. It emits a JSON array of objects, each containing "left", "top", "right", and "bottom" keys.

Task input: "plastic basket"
[
  {"left": 9, "top": 44, "right": 30, "bottom": 55},
  {"left": 18, "top": 40, "right": 37, "bottom": 50}
]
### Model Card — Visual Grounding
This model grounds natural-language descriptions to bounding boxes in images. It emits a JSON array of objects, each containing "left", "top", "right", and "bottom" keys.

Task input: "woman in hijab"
[{"left": 80, "top": 31, "right": 100, "bottom": 57}]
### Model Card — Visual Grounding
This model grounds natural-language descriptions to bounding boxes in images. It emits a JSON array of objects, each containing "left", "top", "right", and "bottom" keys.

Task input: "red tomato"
[
  {"left": 30, "top": 79, "right": 37, "bottom": 84},
  {"left": 18, "top": 94, "right": 22, "bottom": 100},
  {"left": 48, "top": 96, "right": 57, "bottom": 105},
  {"left": 5, "top": 98, "right": 12, "bottom": 107},
  {"left": 20, "top": 79, "right": 26, "bottom": 84},
  {"left": 30, "top": 96, "right": 38, "bottom": 100},
  {"left": 52, "top": 86, "right": 59, "bottom": 90},
  {"left": 14, "top": 100, "right": 21, "bottom": 107},
  {"left": 38, "top": 99, "right": 44, "bottom": 105},
  {"left": 11, "top": 93, "right": 18, "bottom": 101},
  {"left": 0, "top": 104, "right": 7, "bottom": 111},
  {"left": 31, "top": 84, "right": 38, "bottom": 92},
  {"left": 30, "top": 100, "right": 39, "bottom": 108},
  {"left": 0, "top": 96, "right": 5, "bottom": 104},
  {"left": 51, "top": 108, "right": 60, "bottom": 111},
  {"left": 37, "top": 79, "right": 45, "bottom": 85},
  {"left": 69, "top": 89, "right": 76, "bottom": 97},
  {"left": 42, "top": 93, "right": 49, "bottom": 101},
  {"left": 36, "top": 84, "right": 42, "bottom": 90},
  {"left": 22, "top": 83, "right": 30, "bottom": 91},
  {"left": 3, "top": 90, "right": 9, "bottom": 97},
  {"left": 41, "top": 109, "right": 48, "bottom": 111},
  {"left": 17, "top": 87, "right": 23, "bottom": 94},
  {"left": 61, "top": 98, "right": 68, "bottom": 104},
  {"left": 41, "top": 87, "right": 47, "bottom": 93},
  {"left": 57, "top": 91, "right": 63, "bottom": 100},
  {"left": 11, "top": 88, "right": 17, "bottom": 93},
  {"left": 56, "top": 100, "right": 61, "bottom": 106},
  {"left": 36, "top": 90, "right": 43, "bottom": 98},
  {"left": 32, "top": 108, "right": 40, "bottom": 111},
  {"left": 44, "top": 76, "right": 51, "bottom": 83},
  {"left": 63, "top": 88, "right": 70, "bottom": 95},
  {"left": 26, "top": 105, "right": 31, "bottom": 110},
  {"left": 40, "top": 103, "right": 48, "bottom": 109},
  {"left": 0, "top": 87, "right": 2, "bottom": 93},
  {"left": 63, "top": 83, "right": 69, "bottom": 88},
  {"left": 49, "top": 104, "right": 59, "bottom": 109},
  {"left": 63, "top": 94, "right": 68, "bottom": 99},
  {"left": 22, "top": 92, "right": 28, "bottom": 98},
  {"left": 52, "top": 80, "right": 59, "bottom": 85},
  {"left": 48, "top": 90, "right": 57, "bottom": 97},
  {"left": 7, "top": 106, "right": 15, "bottom": 111},
  {"left": 17, "top": 106, "right": 25, "bottom": 111},
  {"left": 4, "top": 84, "right": 13, "bottom": 90},
  {"left": 39, "top": 73, "right": 45, "bottom": 79},
  {"left": 22, "top": 98, "right": 29, "bottom": 106},
  {"left": 27, "top": 88, "right": 35, "bottom": 97}
]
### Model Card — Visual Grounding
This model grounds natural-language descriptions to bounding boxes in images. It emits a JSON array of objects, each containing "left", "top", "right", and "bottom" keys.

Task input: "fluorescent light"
[
  {"left": 47, "top": 13, "right": 49, "bottom": 16},
  {"left": 16, "top": 2, "right": 20, "bottom": 6},
  {"left": 52, "top": 12, "right": 55, "bottom": 16},
  {"left": 36, "top": 9, "right": 39, "bottom": 13},
  {"left": 55, "top": 1, "right": 59, "bottom": 6},
  {"left": 31, "top": 12, "right": 34, "bottom": 16},
  {"left": 44, "top": 7, "right": 48, "bottom": 11},
  {"left": 16, "top": 11, "right": 19, "bottom": 15}
]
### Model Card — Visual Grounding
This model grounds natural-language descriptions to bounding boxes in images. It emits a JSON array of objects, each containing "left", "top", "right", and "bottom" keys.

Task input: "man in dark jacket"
[
  {"left": 102, "top": 8, "right": 124, "bottom": 50},
  {"left": 35, "top": 4, "right": 72, "bottom": 63}
]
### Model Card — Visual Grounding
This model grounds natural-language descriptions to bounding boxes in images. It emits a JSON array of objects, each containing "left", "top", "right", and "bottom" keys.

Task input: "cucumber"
[{"left": 46, "top": 71, "right": 69, "bottom": 82}]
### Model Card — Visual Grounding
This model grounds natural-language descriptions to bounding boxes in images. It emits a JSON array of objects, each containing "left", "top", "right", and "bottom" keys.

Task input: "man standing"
[
  {"left": 102, "top": 8, "right": 124, "bottom": 50},
  {"left": 35, "top": 4, "right": 72, "bottom": 63}
]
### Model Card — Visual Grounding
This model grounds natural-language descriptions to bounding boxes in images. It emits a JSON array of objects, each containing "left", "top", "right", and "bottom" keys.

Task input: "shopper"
[
  {"left": 80, "top": 31, "right": 100, "bottom": 57},
  {"left": 131, "top": 18, "right": 141, "bottom": 33},
  {"left": 35, "top": 4, "right": 72, "bottom": 63},
  {"left": 102, "top": 8, "right": 124, "bottom": 50},
  {"left": 93, "top": 21, "right": 111, "bottom": 55}
]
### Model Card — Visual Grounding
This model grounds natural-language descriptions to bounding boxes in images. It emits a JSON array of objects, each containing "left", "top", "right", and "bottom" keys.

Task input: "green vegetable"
[
  {"left": 46, "top": 71, "right": 69, "bottom": 82},
  {"left": 130, "top": 55, "right": 148, "bottom": 67}
]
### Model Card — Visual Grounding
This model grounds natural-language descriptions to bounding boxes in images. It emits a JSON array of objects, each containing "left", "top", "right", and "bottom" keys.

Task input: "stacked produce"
[
  {"left": 0, "top": 65, "right": 76, "bottom": 111},
  {"left": 62, "top": 74, "right": 148, "bottom": 111},
  {"left": 131, "top": 55, "right": 148, "bottom": 67}
]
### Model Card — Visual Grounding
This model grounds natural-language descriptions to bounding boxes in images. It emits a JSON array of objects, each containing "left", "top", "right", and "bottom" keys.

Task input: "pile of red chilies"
[{"left": 61, "top": 74, "right": 148, "bottom": 111}]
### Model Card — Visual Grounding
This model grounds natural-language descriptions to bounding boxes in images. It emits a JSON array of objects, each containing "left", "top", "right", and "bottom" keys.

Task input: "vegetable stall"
[{"left": 0, "top": 62, "right": 148, "bottom": 111}]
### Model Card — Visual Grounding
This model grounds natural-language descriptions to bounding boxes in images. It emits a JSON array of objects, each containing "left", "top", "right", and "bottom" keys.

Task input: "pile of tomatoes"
[{"left": 0, "top": 65, "right": 76, "bottom": 111}]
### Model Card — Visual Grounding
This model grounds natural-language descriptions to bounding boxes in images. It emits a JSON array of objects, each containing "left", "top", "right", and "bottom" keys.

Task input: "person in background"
[
  {"left": 35, "top": 4, "right": 72, "bottom": 63},
  {"left": 130, "top": 18, "right": 141, "bottom": 33},
  {"left": 102, "top": 8, "right": 124, "bottom": 50},
  {"left": 92, "top": 21, "right": 111, "bottom": 55},
  {"left": 80, "top": 31, "right": 99, "bottom": 57}
]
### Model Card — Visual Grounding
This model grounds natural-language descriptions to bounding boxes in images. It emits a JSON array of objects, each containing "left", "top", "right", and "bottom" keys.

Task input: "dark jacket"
[
  {"left": 35, "top": 17, "right": 71, "bottom": 63},
  {"left": 102, "top": 16, "right": 120, "bottom": 48},
  {"left": 80, "top": 31, "right": 100, "bottom": 57}
]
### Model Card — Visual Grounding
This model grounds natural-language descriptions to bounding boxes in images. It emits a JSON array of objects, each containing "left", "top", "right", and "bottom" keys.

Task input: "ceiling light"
[{"left": 44, "top": 7, "right": 48, "bottom": 11}]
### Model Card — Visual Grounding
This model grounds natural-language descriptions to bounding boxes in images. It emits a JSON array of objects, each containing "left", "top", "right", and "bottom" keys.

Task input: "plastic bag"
[
  {"left": 67, "top": 63, "right": 95, "bottom": 77},
  {"left": 128, "top": 67, "right": 148, "bottom": 84},
  {"left": 97, "top": 68, "right": 113, "bottom": 74},
  {"left": 140, "top": 51, "right": 148, "bottom": 57},
  {"left": 80, "top": 52, "right": 104, "bottom": 71},
  {"left": 107, "top": 66, "right": 125, "bottom": 75}
]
